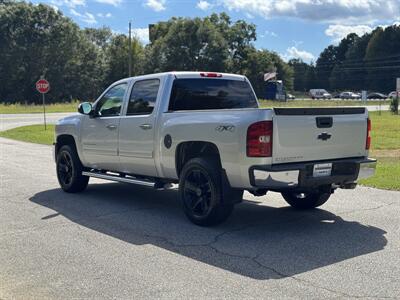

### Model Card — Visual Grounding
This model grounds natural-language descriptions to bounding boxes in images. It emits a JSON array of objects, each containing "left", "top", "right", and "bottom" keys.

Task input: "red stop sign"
[{"left": 36, "top": 79, "right": 50, "bottom": 94}]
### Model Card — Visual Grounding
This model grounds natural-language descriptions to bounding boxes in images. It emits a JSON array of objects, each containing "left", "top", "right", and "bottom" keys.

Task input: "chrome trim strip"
[
  {"left": 82, "top": 171, "right": 155, "bottom": 187},
  {"left": 253, "top": 170, "right": 299, "bottom": 187},
  {"left": 357, "top": 159, "right": 377, "bottom": 180}
]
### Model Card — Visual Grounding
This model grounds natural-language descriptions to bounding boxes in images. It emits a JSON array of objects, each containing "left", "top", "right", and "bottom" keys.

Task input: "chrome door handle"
[
  {"left": 139, "top": 124, "right": 152, "bottom": 130},
  {"left": 106, "top": 124, "right": 118, "bottom": 130}
]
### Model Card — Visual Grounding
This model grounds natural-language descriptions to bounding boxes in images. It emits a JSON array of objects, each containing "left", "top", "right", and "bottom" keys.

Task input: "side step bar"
[{"left": 82, "top": 171, "right": 155, "bottom": 188}]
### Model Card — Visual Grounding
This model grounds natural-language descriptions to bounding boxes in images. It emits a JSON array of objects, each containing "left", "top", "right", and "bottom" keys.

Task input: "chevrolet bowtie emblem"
[{"left": 318, "top": 132, "right": 332, "bottom": 141}]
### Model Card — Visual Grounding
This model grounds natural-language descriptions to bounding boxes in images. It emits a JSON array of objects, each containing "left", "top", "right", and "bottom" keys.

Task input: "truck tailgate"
[{"left": 272, "top": 107, "right": 368, "bottom": 164}]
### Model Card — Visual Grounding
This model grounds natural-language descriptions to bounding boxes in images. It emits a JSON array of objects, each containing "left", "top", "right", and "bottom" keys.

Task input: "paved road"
[
  {"left": 1, "top": 137, "right": 399, "bottom": 299},
  {"left": 0, "top": 113, "right": 74, "bottom": 131},
  {"left": 0, "top": 105, "right": 389, "bottom": 131}
]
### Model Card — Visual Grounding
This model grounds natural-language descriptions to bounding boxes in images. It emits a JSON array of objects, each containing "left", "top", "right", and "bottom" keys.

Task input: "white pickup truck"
[{"left": 55, "top": 71, "right": 376, "bottom": 226}]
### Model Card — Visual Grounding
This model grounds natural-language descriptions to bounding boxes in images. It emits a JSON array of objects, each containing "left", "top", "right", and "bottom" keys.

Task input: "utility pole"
[{"left": 128, "top": 20, "right": 132, "bottom": 77}]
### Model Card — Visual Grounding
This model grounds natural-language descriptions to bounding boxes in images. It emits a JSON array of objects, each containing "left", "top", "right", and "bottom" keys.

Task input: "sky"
[{"left": 33, "top": 0, "right": 400, "bottom": 63}]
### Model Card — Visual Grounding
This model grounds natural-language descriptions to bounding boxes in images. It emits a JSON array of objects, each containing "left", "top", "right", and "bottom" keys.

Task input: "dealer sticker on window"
[{"left": 313, "top": 163, "right": 332, "bottom": 177}]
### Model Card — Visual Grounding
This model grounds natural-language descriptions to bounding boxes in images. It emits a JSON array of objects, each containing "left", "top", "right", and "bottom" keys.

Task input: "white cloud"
[
  {"left": 220, "top": 0, "right": 400, "bottom": 24},
  {"left": 51, "top": 0, "right": 85, "bottom": 8},
  {"left": 282, "top": 46, "right": 315, "bottom": 63},
  {"left": 94, "top": 0, "right": 122, "bottom": 6},
  {"left": 97, "top": 12, "right": 112, "bottom": 18},
  {"left": 265, "top": 30, "right": 278, "bottom": 37},
  {"left": 132, "top": 28, "right": 150, "bottom": 44},
  {"left": 197, "top": 0, "right": 212, "bottom": 10},
  {"left": 245, "top": 12, "right": 254, "bottom": 19},
  {"left": 50, "top": 4, "right": 59, "bottom": 11},
  {"left": 325, "top": 24, "right": 373, "bottom": 43},
  {"left": 260, "top": 30, "right": 278, "bottom": 39},
  {"left": 70, "top": 9, "right": 97, "bottom": 24},
  {"left": 53, "top": 0, "right": 122, "bottom": 6},
  {"left": 144, "top": 0, "right": 166, "bottom": 12}
]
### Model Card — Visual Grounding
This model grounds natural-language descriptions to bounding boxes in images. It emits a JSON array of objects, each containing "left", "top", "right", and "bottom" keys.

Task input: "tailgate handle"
[{"left": 316, "top": 117, "right": 332, "bottom": 128}]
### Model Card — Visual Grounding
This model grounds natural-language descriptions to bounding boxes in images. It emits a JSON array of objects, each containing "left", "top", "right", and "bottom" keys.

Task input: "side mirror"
[{"left": 78, "top": 102, "right": 93, "bottom": 115}]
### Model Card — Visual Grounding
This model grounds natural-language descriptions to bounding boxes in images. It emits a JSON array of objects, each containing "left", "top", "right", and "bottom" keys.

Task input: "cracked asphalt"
[{"left": 1, "top": 137, "right": 400, "bottom": 299}]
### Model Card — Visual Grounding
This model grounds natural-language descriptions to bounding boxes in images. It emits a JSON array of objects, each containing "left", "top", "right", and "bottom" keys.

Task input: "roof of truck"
[{"left": 119, "top": 71, "right": 246, "bottom": 82}]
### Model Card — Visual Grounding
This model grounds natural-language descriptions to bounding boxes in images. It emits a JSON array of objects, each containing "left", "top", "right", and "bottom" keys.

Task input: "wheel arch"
[
  {"left": 56, "top": 134, "right": 78, "bottom": 157},
  {"left": 175, "top": 141, "right": 222, "bottom": 177}
]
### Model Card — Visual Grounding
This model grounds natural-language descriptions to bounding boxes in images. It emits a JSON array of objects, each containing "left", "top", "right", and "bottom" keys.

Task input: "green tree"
[
  {"left": 206, "top": 13, "right": 256, "bottom": 73},
  {"left": 240, "top": 48, "right": 293, "bottom": 97},
  {"left": 145, "top": 16, "right": 228, "bottom": 72},
  {"left": 365, "top": 26, "right": 400, "bottom": 92},
  {"left": 339, "top": 32, "right": 372, "bottom": 91},
  {"left": 0, "top": 1, "right": 102, "bottom": 103},
  {"left": 289, "top": 59, "right": 315, "bottom": 91},
  {"left": 329, "top": 33, "right": 359, "bottom": 90},
  {"left": 105, "top": 34, "right": 144, "bottom": 85}
]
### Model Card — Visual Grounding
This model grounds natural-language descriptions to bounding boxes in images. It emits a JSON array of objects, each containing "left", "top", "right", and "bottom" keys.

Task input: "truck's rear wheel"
[
  {"left": 281, "top": 190, "right": 331, "bottom": 209},
  {"left": 179, "top": 158, "right": 235, "bottom": 226},
  {"left": 56, "top": 145, "right": 89, "bottom": 193}
]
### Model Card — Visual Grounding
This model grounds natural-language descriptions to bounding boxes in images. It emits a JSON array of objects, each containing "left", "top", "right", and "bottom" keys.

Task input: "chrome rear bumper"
[
  {"left": 356, "top": 158, "right": 377, "bottom": 180},
  {"left": 250, "top": 157, "right": 377, "bottom": 189}
]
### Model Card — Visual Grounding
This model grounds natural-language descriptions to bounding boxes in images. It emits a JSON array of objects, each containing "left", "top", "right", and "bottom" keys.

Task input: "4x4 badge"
[{"left": 216, "top": 125, "right": 235, "bottom": 132}]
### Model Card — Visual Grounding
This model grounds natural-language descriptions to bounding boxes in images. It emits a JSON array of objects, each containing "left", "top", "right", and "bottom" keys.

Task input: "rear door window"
[
  {"left": 127, "top": 79, "right": 160, "bottom": 115},
  {"left": 168, "top": 79, "right": 258, "bottom": 111}
]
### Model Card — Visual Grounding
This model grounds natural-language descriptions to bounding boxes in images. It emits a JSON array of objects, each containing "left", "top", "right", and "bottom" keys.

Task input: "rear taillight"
[
  {"left": 200, "top": 72, "right": 222, "bottom": 78},
  {"left": 247, "top": 121, "right": 273, "bottom": 157},
  {"left": 366, "top": 118, "right": 371, "bottom": 150}
]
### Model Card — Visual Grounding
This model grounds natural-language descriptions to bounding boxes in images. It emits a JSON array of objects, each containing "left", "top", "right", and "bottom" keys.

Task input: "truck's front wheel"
[
  {"left": 56, "top": 145, "right": 89, "bottom": 193},
  {"left": 281, "top": 190, "right": 331, "bottom": 209},
  {"left": 179, "top": 158, "right": 234, "bottom": 226}
]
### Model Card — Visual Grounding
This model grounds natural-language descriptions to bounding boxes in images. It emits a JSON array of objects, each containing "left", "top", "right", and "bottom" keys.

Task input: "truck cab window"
[
  {"left": 96, "top": 83, "right": 127, "bottom": 117},
  {"left": 127, "top": 79, "right": 160, "bottom": 115},
  {"left": 168, "top": 79, "right": 258, "bottom": 111}
]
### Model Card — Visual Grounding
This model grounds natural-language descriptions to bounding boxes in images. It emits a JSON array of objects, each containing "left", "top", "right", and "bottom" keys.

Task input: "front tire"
[
  {"left": 56, "top": 145, "right": 89, "bottom": 193},
  {"left": 281, "top": 190, "right": 331, "bottom": 209},
  {"left": 179, "top": 158, "right": 235, "bottom": 226}
]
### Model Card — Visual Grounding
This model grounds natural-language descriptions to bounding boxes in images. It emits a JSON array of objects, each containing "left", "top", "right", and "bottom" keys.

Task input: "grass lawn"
[
  {"left": 369, "top": 111, "right": 400, "bottom": 150},
  {"left": 0, "top": 124, "right": 55, "bottom": 145},
  {"left": 0, "top": 102, "right": 78, "bottom": 114},
  {"left": 359, "top": 158, "right": 400, "bottom": 191},
  {"left": 0, "top": 99, "right": 390, "bottom": 114},
  {"left": 0, "top": 112, "right": 398, "bottom": 190}
]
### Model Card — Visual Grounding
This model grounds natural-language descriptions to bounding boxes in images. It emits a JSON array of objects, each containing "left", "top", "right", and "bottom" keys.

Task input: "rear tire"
[
  {"left": 56, "top": 145, "right": 89, "bottom": 193},
  {"left": 179, "top": 157, "right": 235, "bottom": 226},
  {"left": 281, "top": 190, "right": 331, "bottom": 209}
]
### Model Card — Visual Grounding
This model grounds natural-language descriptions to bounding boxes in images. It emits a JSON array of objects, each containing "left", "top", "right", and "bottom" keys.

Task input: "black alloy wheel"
[
  {"left": 56, "top": 145, "right": 89, "bottom": 193},
  {"left": 57, "top": 151, "right": 74, "bottom": 186},
  {"left": 179, "top": 157, "right": 234, "bottom": 226},
  {"left": 183, "top": 168, "right": 214, "bottom": 218}
]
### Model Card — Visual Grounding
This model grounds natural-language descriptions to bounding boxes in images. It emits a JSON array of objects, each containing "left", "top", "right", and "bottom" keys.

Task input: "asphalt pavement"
[
  {"left": 0, "top": 113, "right": 74, "bottom": 131},
  {"left": 0, "top": 137, "right": 399, "bottom": 299}
]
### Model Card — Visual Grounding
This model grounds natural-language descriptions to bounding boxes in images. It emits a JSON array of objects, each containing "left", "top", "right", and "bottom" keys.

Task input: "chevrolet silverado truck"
[{"left": 54, "top": 71, "right": 376, "bottom": 226}]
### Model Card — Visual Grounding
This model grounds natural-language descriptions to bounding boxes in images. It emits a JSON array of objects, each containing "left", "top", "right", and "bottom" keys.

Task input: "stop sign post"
[{"left": 36, "top": 79, "right": 50, "bottom": 130}]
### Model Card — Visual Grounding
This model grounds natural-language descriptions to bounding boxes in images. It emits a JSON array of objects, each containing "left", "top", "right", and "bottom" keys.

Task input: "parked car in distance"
[
  {"left": 309, "top": 89, "right": 332, "bottom": 100},
  {"left": 54, "top": 71, "right": 376, "bottom": 226},
  {"left": 367, "top": 92, "right": 387, "bottom": 99},
  {"left": 388, "top": 91, "right": 399, "bottom": 99},
  {"left": 340, "top": 92, "right": 361, "bottom": 99},
  {"left": 286, "top": 93, "right": 295, "bottom": 100}
]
